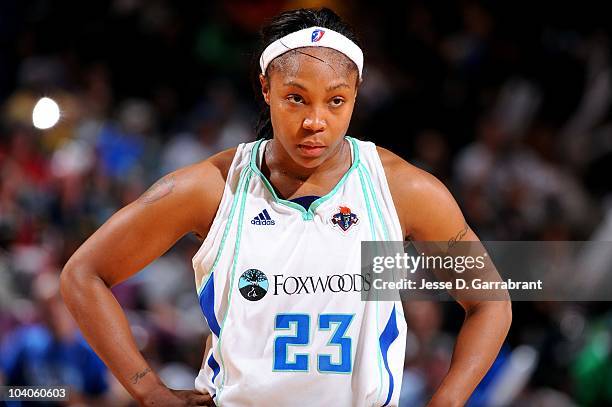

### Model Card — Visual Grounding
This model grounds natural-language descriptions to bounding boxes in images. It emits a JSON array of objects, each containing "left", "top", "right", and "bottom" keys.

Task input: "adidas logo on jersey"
[{"left": 251, "top": 209, "right": 275, "bottom": 225}]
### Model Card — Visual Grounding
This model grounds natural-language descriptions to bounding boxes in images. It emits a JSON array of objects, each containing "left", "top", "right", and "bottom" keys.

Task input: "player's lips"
[{"left": 297, "top": 143, "right": 327, "bottom": 157}]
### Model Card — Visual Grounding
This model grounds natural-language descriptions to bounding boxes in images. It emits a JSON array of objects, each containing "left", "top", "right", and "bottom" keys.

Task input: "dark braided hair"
[{"left": 252, "top": 8, "right": 361, "bottom": 140}]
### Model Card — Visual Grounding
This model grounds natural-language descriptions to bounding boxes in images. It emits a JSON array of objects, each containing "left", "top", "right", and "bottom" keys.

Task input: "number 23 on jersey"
[{"left": 273, "top": 313, "right": 354, "bottom": 373}]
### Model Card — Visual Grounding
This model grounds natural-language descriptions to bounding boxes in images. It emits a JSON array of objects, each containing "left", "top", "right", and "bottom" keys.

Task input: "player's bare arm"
[
  {"left": 60, "top": 148, "right": 235, "bottom": 406},
  {"left": 380, "top": 146, "right": 512, "bottom": 407}
]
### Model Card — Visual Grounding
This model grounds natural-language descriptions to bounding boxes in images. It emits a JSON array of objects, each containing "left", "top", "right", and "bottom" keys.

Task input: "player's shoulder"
[
  {"left": 156, "top": 146, "right": 237, "bottom": 209},
  {"left": 159, "top": 146, "right": 238, "bottom": 239},
  {"left": 175, "top": 146, "right": 237, "bottom": 185},
  {"left": 376, "top": 145, "right": 461, "bottom": 238},
  {"left": 207, "top": 146, "right": 239, "bottom": 181},
  {"left": 376, "top": 145, "right": 448, "bottom": 199}
]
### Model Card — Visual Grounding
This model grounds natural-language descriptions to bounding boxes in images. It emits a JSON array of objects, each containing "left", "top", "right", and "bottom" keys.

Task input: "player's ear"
[{"left": 259, "top": 73, "right": 270, "bottom": 105}]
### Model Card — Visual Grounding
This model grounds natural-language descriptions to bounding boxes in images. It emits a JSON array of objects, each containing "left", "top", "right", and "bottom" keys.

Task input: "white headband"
[{"left": 259, "top": 26, "right": 363, "bottom": 80}]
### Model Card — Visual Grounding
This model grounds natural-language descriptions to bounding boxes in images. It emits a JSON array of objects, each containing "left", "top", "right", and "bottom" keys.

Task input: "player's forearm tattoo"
[
  {"left": 448, "top": 222, "right": 468, "bottom": 248},
  {"left": 138, "top": 175, "right": 175, "bottom": 204},
  {"left": 130, "top": 367, "right": 152, "bottom": 384}
]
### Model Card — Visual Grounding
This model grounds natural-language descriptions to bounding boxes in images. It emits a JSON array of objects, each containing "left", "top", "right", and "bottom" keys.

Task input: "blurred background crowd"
[{"left": 1, "top": 0, "right": 611, "bottom": 406}]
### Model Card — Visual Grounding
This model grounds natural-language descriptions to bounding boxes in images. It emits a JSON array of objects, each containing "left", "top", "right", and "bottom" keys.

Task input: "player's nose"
[{"left": 302, "top": 106, "right": 327, "bottom": 132}]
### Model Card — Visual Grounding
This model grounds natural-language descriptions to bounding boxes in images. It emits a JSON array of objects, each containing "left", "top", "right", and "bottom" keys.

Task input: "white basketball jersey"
[{"left": 193, "top": 137, "right": 407, "bottom": 406}]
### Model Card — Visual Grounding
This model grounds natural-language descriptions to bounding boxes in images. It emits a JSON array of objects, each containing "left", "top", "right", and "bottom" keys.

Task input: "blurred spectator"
[{"left": 0, "top": 273, "right": 109, "bottom": 406}]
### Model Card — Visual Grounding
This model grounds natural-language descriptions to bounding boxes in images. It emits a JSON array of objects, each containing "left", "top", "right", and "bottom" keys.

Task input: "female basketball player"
[{"left": 61, "top": 8, "right": 511, "bottom": 407}]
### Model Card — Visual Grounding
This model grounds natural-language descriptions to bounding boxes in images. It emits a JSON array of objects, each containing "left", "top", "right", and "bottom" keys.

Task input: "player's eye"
[
  {"left": 287, "top": 95, "right": 304, "bottom": 104},
  {"left": 330, "top": 97, "right": 345, "bottom": 107}
]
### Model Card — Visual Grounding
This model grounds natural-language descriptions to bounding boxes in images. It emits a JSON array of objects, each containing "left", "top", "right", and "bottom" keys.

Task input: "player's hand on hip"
[{"left": 140, "top": 387, "right": 215, "bottom": 406}]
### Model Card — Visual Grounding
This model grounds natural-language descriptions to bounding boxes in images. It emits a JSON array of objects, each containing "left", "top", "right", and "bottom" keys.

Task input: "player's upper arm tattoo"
[
  {"left": 138, "top": 175, "right": 175, "bottom": 204},
  {"left": 448, "top": 222, "right": 468, "bottom": 248}
]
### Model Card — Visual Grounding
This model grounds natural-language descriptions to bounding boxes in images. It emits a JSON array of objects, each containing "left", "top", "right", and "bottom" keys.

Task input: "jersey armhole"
[
  {"left": 192, "top": 143, "right": 248, "bottom": 276},
  {"left": 372, "top": 145, "right": 405, "bottom": 241}
]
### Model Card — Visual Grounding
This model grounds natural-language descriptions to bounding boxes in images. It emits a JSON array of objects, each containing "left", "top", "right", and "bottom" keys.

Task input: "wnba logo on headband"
[
  {"left": 311, "top": 29, "right": 325, "bottom": 42},
  {"left": 259, "top": 26, "right": 364, "bottom": 79}
]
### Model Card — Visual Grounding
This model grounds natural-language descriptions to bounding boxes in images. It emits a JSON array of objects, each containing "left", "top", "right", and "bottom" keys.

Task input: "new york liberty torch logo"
[
  {"left": 331, "top": 206, "right": 359, "bottom": 233},
  {"left": 239, "top": 269, "right": 269, "bottom": 301}
]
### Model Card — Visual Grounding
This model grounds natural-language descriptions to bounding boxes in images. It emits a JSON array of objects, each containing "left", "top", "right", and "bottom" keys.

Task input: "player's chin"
[
  {"left": 294, "top": 146, "right": 329, "bottom": 167},
  {"left": 294, "top": 157, "right": 325, "bottom": 169}
]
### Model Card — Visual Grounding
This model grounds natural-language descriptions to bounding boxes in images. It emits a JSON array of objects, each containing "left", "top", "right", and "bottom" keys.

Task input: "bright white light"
[{"left": 32, "top": 97, "right": 60, "bottom": 129}]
